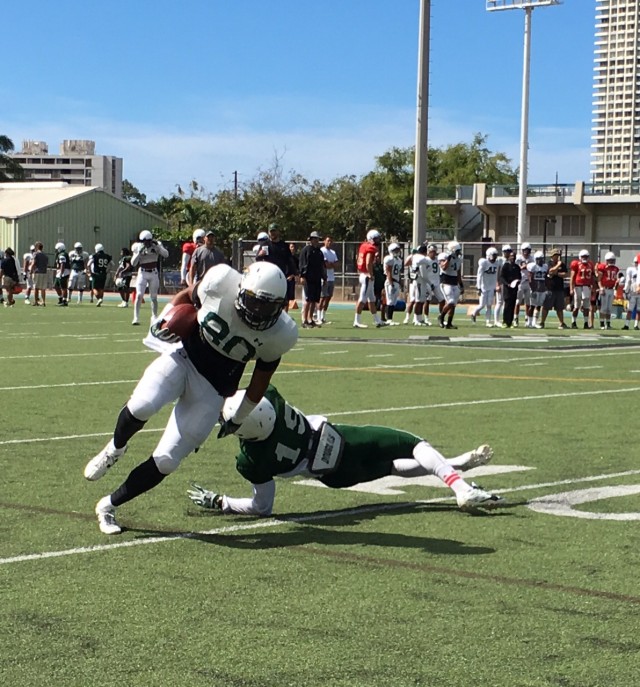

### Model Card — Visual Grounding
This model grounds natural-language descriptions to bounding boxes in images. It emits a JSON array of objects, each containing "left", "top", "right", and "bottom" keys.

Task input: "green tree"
[
  {"left": 0, "top": 136, "right": 25, "bottom": 181},
  {"left": 122, "top": 179, "right": 147, "bottom": 206}
]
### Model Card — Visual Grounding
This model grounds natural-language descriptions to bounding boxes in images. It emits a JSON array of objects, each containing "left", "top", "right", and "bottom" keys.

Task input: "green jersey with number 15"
[{"left": 236, "top": 386, "right": 312, "bottom": 485}]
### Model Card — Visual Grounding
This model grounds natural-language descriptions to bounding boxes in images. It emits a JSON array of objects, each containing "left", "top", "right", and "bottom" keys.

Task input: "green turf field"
[{"left": 1, "top": 297, "right": 639, "bottom": 687}]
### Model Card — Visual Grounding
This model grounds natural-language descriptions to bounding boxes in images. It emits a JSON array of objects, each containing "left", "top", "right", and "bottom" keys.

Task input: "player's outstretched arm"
[{"left": 187, "top": 480, "right": 276, "bottom": 516}]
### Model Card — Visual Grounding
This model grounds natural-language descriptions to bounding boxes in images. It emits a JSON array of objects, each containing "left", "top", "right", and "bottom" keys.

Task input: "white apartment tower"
[
  {"left": 591, "top": 0, "right": 640, "bottom": 187},
  {"left": 11, "top": 140, "right": 123, "bottom": 198}
]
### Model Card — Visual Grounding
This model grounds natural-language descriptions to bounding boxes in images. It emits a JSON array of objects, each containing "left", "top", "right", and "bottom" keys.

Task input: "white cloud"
[{"left": 5, "top": 100, "right": 591, "bottom": 199}]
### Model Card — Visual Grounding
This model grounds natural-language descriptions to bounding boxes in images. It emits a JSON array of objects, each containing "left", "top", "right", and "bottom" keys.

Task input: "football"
[{"left": 161, "top": 303, "right": 199, "bottom": 340}]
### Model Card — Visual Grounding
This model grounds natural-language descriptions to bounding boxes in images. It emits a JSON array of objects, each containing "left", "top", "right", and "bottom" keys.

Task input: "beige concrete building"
[{"left": 10, "top": 140, "right": 123, "bottom": 198}]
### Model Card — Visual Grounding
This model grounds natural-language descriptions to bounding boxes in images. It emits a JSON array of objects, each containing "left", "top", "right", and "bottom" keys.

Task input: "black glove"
[{"left": 217, "top": 419, "right": 241, "bottom": 439}]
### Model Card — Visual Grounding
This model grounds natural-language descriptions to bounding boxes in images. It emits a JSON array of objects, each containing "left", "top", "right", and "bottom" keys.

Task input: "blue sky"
[{"left": 2, "top": 0, "right": 595, "bottom": 199}]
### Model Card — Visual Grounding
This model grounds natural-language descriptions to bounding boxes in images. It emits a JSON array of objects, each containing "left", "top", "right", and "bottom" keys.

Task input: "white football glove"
[
  {"left": 149, "top": 320, "right": 181, "bottom": 344},
  {"left": 187, "top": 483, "right": 223, "bottom": 510}
]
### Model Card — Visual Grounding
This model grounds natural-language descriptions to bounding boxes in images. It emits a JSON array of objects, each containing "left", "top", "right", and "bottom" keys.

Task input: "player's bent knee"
[{"left": 153, "top": 453, "right": 182, "bottom": 475}]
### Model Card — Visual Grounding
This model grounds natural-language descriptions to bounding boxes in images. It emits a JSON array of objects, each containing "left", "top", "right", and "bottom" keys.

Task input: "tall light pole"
[
  {"left": 486, "top": 0, "right": 561, "bottom": 248},
  {"left": 412, "top": 0, "right": 430, "bottom": 247}
]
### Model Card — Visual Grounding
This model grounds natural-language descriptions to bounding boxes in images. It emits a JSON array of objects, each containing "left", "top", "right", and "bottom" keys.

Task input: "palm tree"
[{"left": 0, "top": 136, "right": 25, "bottom": 181}]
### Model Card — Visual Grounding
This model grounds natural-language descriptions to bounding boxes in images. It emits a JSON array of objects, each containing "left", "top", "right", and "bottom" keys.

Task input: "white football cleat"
[
  {"left": 457, "top": 483, "right": 505, "bottom": 512},
  {"left": 84, "top": 440, "right": 127, "bottom": 481},
  {"left": 453, "top": 444, "right": 494, "bottom": 471},
  {"left": 117, "top": 301, "right": 129, "bottom": 308},
  {"left": 353, "top": 322, "right": 368, "bottom": 328},
  {"left": 95, "top": 496, "right": 122, "bottom": 535}
]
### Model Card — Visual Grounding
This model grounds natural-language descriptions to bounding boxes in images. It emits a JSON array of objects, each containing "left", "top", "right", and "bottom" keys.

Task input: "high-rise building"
[
  {"left": 10, "top": 140, "right": 123, "bottom": 198},
  {"left": 591, "top": 0, "right": 640, "bottom": 187}
]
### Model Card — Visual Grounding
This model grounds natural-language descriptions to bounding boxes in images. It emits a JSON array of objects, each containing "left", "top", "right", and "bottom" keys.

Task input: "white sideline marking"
[
  {"left": 574, "top": 365, "right": 603, "bottom": 370},
  {"left": 2, "top": 386, "right": 640, "bottom": 446},
  {"left": 0, "top": 351, "right": 146, "bottom": 360},
  {"left": 2, "top": 469, "right": 640, "bottom": 567},
  {"left": 0, "top": 380, "right": 137, "bottom": 392},
  {"left": 367, "top": 354, "right": 394, "bottom": 358},
  {"left": 321, "top": 350, "right": 348, "bottom": 355}
]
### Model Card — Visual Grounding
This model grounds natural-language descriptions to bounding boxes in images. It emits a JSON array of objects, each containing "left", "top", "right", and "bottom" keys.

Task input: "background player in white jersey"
[
  {"left": 83, "top": 261, "right": 297, "bottom": 535},
  {"left": 515, "top": 243, "right": 534, "bottom": 327},
  {"left": 493, "top": 245, "right": 512, "bottom": 327},
  {"left": 438, "top": 240, "right": 464, "bottom": 329},
  {"left": 402, "top": 248, "right": 419, "bottom": 324},
  {"left": 623, "top": 256, "right": 640, "bottom": 330},
  {"left": 68, "top": 242, "right": 90, "bottom": 304},
  {"left": 383, "top": 243, "right": 403, "bottom": 324},
  {"left": 131, "top": 229, "right": 169, "bottom": 325},
  {"left": 22, "top": 245, "right": 35, "bottom": 305},
  {"left": 187, "top": 385, "right": 502, "bottom": 516},
  {"left": 470, "top": 247, "right": 499, "bottom": 327},
  {"left": 528, "top": 251, "right": 549, "bottom": 328},
  {"left": 423, "top": 243, "right": 444, "bottom": 325}
]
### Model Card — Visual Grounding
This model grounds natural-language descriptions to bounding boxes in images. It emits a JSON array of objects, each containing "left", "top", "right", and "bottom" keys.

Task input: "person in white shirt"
[
  {"left": 515, "top": 243, "right": 534, "bottom": 327},
  {"left": 22, "top": 245, "right": 35, "bottom": 305},
  {"left": 317, "top": 236, "right": 338, "bottom": 324},
  {"left": 470, "top": 247, "right": 499, "bottom": 327},
  {"left": 623, "top": 256, "right": 640, "bottom": 330}
]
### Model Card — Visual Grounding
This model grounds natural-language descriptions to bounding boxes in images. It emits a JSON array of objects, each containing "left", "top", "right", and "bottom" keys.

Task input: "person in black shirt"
[
  {"left": 256, "top": 224, "right": 297, "bottom": 310},
  {"left": 0, "top": 247, "right": 20, "bottom": 307},
  {"left": 540, "top": 248, "right": 569, "bottom": 329},
  {"left": 298, "top": 231, "right": 326, "bottom": 328},
  {"left": 499, "top": 249, "right": 521, "bottom": 328}
]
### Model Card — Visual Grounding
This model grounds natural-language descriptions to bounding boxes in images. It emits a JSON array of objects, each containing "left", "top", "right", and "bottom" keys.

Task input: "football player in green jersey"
[{"left": 188, "top": 385, "right": 503, "bottom": 516}]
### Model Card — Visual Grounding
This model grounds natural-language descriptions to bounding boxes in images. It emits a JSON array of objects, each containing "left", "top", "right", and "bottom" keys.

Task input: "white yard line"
[
  {"left": 2, "top": 468, "right": 640, "bottom": 567},
  {"left": 2, "top": 385, "right": 639, "bottom": 446}
]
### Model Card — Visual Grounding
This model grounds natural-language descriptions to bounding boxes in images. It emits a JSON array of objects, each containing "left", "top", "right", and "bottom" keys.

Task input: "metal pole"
[
  {"left": 517, "top": 7, "right": 532, "bottom": 248},
  {"left": 412, "top": 0, "right": 430, "bottom": 247}
]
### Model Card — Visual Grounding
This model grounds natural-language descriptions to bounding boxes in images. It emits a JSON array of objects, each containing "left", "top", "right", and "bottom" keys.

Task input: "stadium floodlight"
[
  {"left": 486, "top": 1, "right": 561, "bottom": 10},
  {"left": 487, "top": 0, "right": 561, "bottom": 247}
]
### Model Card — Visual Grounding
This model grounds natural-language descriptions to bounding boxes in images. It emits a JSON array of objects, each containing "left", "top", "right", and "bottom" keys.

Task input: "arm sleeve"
[{"left": 221, "top": 480, "right": 276, "bottom": 516}]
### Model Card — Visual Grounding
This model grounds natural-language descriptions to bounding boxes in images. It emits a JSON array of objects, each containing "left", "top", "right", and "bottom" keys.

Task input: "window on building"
[{"left": 561, "top": 215, "right": 586, "bottom": 237}]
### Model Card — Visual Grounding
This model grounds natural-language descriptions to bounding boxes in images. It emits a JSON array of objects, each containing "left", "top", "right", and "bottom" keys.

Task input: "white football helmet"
[
  {"left": 388, "top": 242, "right": 401, "bottom": 256},
  {"left": 94, "top": 243, "right": 104, "bottom": 253},
  {"left": 534, "top": 250, "right": 545, "bottom": 263},
  {"left": 74, "top": 241, "right": 83, "bottom": 250},
  {"left": 366, "top": 229, "right": 382, "bottom": 244},
  {"left": 236, "top": 262, "right": 287, "bottom": 331},
  {"left": 579, "top": 249, "right": 589, "bottom": 261},
  {"left": 193, "top": 228, "right": 206, "bottom": 243},
  {"left": 257, "top": 231, "right": 269, "bottom": 241},
  {"left": 30, "top": 245, "right": 35, "bottom": 251},
  {"left": 502, "top": 244, "right": 512, "bottom": 253},
  {"left": 605, "top": 251, "right": 616, "bottom": 263},
  {"left": 139, "top": 230, "right": 153, "bottom": 242},
  {"left": 55, "top": 242, "right": 65, "bottom": 252},
  {"left": 222, "top": 390, "right": 276, "bottom": 442},
  {"left": 447, "top": 240, "right": 462, "bottom": 257},
  {"left": 426, "top": 244, "right": 437, "bottom": 253},
  {"left": 486, "top": 247, "right": 498, "bottom": 260},
  {"left": 521, "top": 242, "right": 532, "bottom": 252}
]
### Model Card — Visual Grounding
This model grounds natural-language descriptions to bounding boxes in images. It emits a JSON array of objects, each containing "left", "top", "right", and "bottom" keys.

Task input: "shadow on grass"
[{"left": 125, "top": 501, "right": 500, "bottom": 555}]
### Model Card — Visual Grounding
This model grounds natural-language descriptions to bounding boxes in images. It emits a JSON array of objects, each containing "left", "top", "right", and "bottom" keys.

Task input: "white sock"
[{"left": 412, "top": 442, "right": 469, "bottom": 495}]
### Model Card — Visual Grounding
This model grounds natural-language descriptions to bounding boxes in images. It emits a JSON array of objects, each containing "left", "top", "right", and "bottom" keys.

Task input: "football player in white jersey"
[
  {"left": 131, "top": 230, "right": 169, "bottom": 325},
  {"left": 22, "top": 245, "right": 35, "bottom": 305},
  {"left": 514, "top": 242, "right": 534, "bottom": 327},
  {"left": 383, "top": 243, "right": 403, "bottom": 324},
  {"left": 623, "top": 256, "right": 640, "bottom": 330},
  {"left": 470, "top": 247, "right": 499, "bottom": 327},
  {"left": 83, "top": 261, "right": 298, "bottom": 535},
  {"left": 68, "top": 242, "right": 90, "bottom": 304},
  {"left": 438, "top": 240, "right": 464, "bottom": 329},
  {"left": 423, "top": 244, "right": 444, "bottom": 325},
  {"left": 528, "top": 251, "right": 549, "bottom": 328}
]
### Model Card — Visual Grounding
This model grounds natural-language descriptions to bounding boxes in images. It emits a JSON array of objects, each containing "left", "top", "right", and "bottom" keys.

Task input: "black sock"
[
  {"left": 111, "top": 457, "right": 166, "bottom": 507},
  {"left": 113, "top": 405, "right": 146, "bottom": 450}
]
